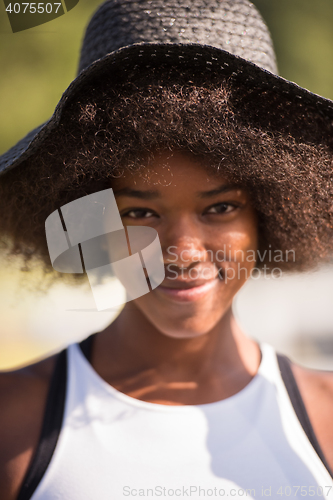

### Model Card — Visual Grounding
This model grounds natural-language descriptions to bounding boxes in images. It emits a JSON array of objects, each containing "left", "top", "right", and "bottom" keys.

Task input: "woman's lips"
[{"left": 156, "top": 278, "right": 220, "bottom": 302}]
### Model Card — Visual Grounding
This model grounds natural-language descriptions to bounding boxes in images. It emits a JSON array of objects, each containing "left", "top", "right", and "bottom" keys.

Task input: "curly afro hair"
[{"left": 0, "top": 67, "right": 333, "bottom": 282}]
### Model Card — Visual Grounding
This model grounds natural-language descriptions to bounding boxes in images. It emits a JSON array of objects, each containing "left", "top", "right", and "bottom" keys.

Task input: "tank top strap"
[
  {"left": 79, "top": 333, "right": 95, "bottom": 363},
  {"left": 259, "top": 343, "right": 332, "bottom": 479},
  {"left": 16, "top": 349, "right": 68, "bottom": 500}
]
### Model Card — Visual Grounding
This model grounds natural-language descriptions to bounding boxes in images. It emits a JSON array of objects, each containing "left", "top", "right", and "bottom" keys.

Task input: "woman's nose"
[{"left": 162, "top": 217, "right": 207, "bottom": 268}]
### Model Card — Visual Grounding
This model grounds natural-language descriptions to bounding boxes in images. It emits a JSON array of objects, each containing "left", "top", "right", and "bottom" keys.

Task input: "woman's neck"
[{"left": 91, "top": 304, "right": 261, "bottom": 405}]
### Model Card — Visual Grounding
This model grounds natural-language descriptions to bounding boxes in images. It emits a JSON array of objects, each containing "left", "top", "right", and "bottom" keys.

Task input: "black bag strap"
[
  {"left": 277, "top": 353, "right": 333, "bottom": 478},
  {"left": 16, "top": 349, "right": 68, "bottom": 500},
  {"left": 79, "top": 334, "right": 95, "bottom": 363}
]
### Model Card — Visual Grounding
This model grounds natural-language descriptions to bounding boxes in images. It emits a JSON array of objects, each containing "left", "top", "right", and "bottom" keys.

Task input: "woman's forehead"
[
  {"left": 112, "top": 150, "right": 231, "bottom": 187},
  {"left": 111, "top": 150, "right": 247, "bottom": 200}
]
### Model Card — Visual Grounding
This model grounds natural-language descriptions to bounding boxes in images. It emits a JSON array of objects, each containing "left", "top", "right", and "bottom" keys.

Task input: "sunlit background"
[{"left": 1, "top": 0, "right": 333, "bottom": 370}]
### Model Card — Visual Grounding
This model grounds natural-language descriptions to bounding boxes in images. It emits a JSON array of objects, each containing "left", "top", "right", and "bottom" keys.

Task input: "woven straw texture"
[
  {"left": 1, "top": 0, "right": 333, "bottom": 176},
  {"left": 78, "top": 0, "right": 277, "bottom": 74}
]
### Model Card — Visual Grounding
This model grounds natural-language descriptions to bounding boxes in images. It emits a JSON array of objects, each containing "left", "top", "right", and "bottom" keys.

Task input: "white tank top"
[{"left": 25, "top": 342, "right": 333, "bottom": 500}]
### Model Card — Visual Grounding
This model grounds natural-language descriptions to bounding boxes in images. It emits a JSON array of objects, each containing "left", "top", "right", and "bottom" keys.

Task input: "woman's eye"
[
  {"left": 205, "top": 203, "right": 237, "bottom": 214},
  {"left": 122, "top": 208, "right": 156, "bottom": 219}
]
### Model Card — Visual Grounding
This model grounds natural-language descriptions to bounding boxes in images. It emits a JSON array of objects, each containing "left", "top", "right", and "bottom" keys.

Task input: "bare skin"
[{"left": 0, "top": 151, "right": 332, "bottom": 499}]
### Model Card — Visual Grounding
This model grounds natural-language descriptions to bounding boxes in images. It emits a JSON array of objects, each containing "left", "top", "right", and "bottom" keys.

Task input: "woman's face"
[{"left": 112, "top": 151, "right": 258, "bottom": 339}]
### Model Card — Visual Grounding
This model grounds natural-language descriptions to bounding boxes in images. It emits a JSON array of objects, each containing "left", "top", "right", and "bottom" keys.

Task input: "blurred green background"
[
  {"left": 1, "top": 0, "right": 333, "bottom": 155},
  {"left": 1, "top": 0, "right": 333, "bottom": 369}
]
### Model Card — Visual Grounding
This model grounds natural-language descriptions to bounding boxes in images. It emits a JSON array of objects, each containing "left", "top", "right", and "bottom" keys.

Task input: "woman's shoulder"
[
  {"left": 291, "top": 361, "right": 333, "bottom": 422},
  {"left": 292, "top": 361, "right": 333, "bottom": 396},
  {"left": 0, "top": 352, "right": 56, "bottom": 382},
  {"left": 0, "top": 354, "right": 57, "bottom": 500},
  {"left": 0, "top": 353, "right": 57, "bottom": 409},
  {"left": 291, "top": 361, "right": 333, "bottom": 415},
  {"left": 291, "top": 361, "right": 333, "bottom": 473}
]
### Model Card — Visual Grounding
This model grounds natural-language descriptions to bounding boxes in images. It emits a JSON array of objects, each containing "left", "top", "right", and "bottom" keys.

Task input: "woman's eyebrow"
[
  {"left": 113, "top": 187, "right": 159, "bottom": 199},
  {"left": 197, "top": 184, "right": 239, "bottom": 198},
  {"left": 113, "top": 184, "right": 239, "bottom": 199}
]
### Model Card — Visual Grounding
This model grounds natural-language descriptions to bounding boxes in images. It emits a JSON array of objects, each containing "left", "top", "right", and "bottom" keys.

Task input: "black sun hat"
[{"left": 1, "top": 0, "right": 333, "bottom": 176}]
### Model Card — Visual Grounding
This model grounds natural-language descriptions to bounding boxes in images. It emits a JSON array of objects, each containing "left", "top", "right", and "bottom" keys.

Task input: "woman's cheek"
[{"left": 212, "top": 232, "right": 257, "bottom": 287}]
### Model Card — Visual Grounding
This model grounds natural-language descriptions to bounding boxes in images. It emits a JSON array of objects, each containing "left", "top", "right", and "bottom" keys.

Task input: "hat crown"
[{"left": 78, "top": 0, "right": 277, "bottom": 74}]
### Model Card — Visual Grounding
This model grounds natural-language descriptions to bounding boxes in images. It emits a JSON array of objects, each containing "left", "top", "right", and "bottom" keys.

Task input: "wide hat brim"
[{"left": 1, "top": 41, "right": 333, "bottom": 176}]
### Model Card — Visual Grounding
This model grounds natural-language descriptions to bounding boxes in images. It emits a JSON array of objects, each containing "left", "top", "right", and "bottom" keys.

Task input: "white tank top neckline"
[
  {"left": 77, "top": 341, "right": 265, "bottom": 412},
  {"left": 17, "top": 337, "right": 333, "bottom": 500}
]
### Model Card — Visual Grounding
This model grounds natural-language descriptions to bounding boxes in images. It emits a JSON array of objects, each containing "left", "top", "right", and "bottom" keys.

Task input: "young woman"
[{"left": 1, "top": 1, "right": 333, "bottom": 499}]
